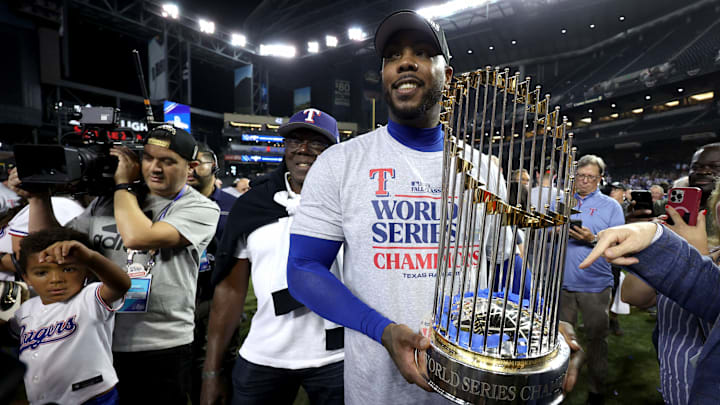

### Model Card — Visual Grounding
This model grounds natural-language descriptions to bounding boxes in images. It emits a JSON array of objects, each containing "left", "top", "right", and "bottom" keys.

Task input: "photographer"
[{"left": 10, "top": 125, "right": 220, "bottom": 405}]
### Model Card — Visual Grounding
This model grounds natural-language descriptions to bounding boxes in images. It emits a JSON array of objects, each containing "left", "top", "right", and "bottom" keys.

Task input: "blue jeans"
[{"left": 231, "top": 356, "right": 343, "bottom": 405}]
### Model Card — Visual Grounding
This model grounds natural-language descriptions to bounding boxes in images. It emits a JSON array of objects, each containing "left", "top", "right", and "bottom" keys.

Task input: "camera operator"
[{"left": 9, "top": 125, "right": 220, "bottom": 405}]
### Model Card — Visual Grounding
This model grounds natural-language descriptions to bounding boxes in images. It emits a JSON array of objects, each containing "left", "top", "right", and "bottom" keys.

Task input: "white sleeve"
[
  {"left": 8, "top": 207, "right": 29, "bottom": 238},
  {"left": 86, "top": 282, "right": 123, "bottom": 321},
  {"left": 52, "top": 197, "right": 86, "bottom": 226},
  {"left": 234, "top": 236, "right": 249, "bottom": 259}
]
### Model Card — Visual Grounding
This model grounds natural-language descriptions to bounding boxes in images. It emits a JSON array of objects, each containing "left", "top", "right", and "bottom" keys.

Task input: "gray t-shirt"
[
  {"left": 292, "top": 126, "right": 506, "bottom": 405},
  {"left": 68, "top": 186, "right": 219, "bottom": 351}
]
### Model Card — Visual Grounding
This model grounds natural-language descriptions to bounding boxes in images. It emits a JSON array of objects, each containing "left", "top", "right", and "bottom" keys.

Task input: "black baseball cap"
[
  {"left": 610, "top": 181, "right": 628, "bottom": 190},
  {"left": 374, "top": 10, "right": 451, "bottom": 64},
  {"left": 145, "top": 124, "right": 198, "bottom": 161}
]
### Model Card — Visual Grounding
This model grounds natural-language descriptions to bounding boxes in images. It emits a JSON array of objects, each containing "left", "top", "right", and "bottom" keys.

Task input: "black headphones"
[{"left": 207, "top": 150, "right": 220, "bottom": 176}]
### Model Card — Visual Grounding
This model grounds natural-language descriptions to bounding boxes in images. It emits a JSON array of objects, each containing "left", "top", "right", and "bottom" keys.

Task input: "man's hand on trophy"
[
  {"left": 381, "top": 323, "right": 434, "bottom": 392},
  {"left": 568, "top": 225, "right": 595, "bottom": 244},
  {"left": 558, "top": 321, "right": 584, "bottom": 393},
  {"left": 579, "top": 223, "right": 658, "bottom": 268},
  {"left": 110, "top": 146, "right": 141, "bottom": 184}
]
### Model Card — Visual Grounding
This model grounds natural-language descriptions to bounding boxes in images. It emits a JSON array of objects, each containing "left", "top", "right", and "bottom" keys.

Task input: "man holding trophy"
[
  {"left": 287, "top": 9, "right": 580, "bottom": 405},
  {"left": 287, "top": 10, "right": 459, "bottom": 404}
]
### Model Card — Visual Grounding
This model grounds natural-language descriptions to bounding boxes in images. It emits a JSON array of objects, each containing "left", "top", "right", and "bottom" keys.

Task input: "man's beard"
[
  {"left": 189, "top": 173, "right": 213, "bottom": 192},
  {"left": 384, "top": 82, "right": 443, "bottom": 122}
]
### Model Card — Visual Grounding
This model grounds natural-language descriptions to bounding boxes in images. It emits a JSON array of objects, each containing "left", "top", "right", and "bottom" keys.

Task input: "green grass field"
[
  {"left": 563, "top": 308, "right": 663, "bottom": 404},
  {"left": 239, "top": 286, "right": 665, "bottom": 405}
]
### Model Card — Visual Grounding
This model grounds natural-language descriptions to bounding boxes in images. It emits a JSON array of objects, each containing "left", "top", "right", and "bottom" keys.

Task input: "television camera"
[
  {"left": 14, "top": 50, "right": 160, "bottom": 195},
  {"left": 14, "top": 105, "right": 146, "bottom": 195}
]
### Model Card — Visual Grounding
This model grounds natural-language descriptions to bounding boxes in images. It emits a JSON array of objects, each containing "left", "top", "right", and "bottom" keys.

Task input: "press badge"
[
  {"left": 198, "top": 249, "right": 211, "bottom": 273},
  {"left": 119, "top": 275, "right": 152, "bottom": 313}
]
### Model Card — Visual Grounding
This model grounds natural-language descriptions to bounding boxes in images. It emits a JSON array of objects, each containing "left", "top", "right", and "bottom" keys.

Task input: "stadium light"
[
  {"left": 199, "top": 19, "right": 215, "bottom": 34},
  {"left": 417, "top": 0, "right": 490, "bottom": 20},
  {"left": 259, "top": 43, "right": 296, "bottom": 58},
  {"left": 580, "top": 117, "right": 592, "bottom": 124},
  {"left": 348, "top": 27, "right": 366, "bottom": 41},
  {"left": 561, "top": 28, "right": 567, "bottom": 34},
  {"left": 691, "top": 91, "right": 714, "bottom": 101},
  {"left": 645, "top": 95, "right": 651, "bottom": 100},
  {"left": 665, "top": 100, "right": 679, "bottom": 107},
  {"left": 588, "top": 109, "right": 593, "bottom": 113},
  {"left": 619, "top": 16, "right": 625, "bottom": 21},
  {"left": 308, "top": 41, "right": 320, "bottom": 54},
  {"left": 677, "top": 88, "right": 684, "bottom": 93},
  {"left": 589, "top": 24, "right": 595, "bottom": 29},
  {"left": 326, "top": 35, "right": 338, "bottom": 47},
  {"left": 511, "top": 40, "right": 517, "bottom": 45},
  {"left": 231, "top": 33, "right": 246, "bottom": 47},
  {"left": 467, "top": 49, "right": 473, "bottom": 54},
  {"left": 611, "top": 103, "right": 617, "bottom": 108},
  {"left": 161, "top": 3, "right": 179, "bottom": 19},
  {"left": 632, "top": 108, "right": 644, "bottom": 114},
  {"left": 488, "top": 45, "right": 494, "bottom": 50}
]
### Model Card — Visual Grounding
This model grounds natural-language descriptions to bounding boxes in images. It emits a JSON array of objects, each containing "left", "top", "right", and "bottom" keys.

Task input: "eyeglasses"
[
  {"left": 576, "top": 174, "right": 600, "bottom": 181},
  {"left": 284, "top": 138, "right": 329, "bottom": 153}
]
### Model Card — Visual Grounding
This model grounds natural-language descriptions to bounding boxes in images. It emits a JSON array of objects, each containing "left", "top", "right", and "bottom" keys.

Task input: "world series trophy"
[{"left": 421, "top": 66, "right": 577, "bottom": 404}]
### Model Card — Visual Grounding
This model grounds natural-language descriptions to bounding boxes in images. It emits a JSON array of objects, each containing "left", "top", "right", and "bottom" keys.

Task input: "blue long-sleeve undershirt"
[{"left": 287, "top": 234, "right": 394, "bottom": 343}]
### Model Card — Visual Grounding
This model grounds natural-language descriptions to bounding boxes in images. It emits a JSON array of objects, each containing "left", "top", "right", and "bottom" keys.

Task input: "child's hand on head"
[{"left": 37, "top": 241, "right": 95, "bottom": 265}]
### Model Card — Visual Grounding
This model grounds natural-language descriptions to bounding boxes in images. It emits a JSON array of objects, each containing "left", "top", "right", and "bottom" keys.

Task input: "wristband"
[{"left": 114, "top": 183, "right": 137, "bottom": 193}]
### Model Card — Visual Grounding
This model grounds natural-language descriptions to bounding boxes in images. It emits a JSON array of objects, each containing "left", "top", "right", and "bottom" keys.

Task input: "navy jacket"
[{"left": 630, "top": 227, "right": 720, "bottom": 404}]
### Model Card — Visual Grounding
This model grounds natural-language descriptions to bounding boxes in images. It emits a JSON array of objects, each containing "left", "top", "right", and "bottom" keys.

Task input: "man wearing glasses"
[
  {"left": 560, "top": 154, "right": 625, "bottom": 405},
  {"left": 186, "top": 142, "right": 238, "bottom": 405},
  {"left": 202, "top": 109, "right": 344, "bottom": 405}
]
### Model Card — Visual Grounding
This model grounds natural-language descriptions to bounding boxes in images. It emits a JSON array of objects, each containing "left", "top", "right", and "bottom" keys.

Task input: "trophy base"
[{"left": 423, "top": 329, "right": 569, "bottom": 404}]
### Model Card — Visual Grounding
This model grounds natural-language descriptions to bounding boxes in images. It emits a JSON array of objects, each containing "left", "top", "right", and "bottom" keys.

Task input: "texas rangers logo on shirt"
[
  {"left": 368, "top": 168, "right": 473, "bottom": 279},
  {"left": 19, "top": 315, "right": 78, "bottom": 353},
  {"left": 370, "top": 168, "right": 395, "bottom": 197}
]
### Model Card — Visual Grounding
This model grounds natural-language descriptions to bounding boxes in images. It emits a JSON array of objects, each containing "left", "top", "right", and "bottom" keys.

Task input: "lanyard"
[
  {"left": 126, "top": 186, "right": 188, "bottom": 274},
  {"left": 157, "top": 185, "right": 187, "bottom": 221}
]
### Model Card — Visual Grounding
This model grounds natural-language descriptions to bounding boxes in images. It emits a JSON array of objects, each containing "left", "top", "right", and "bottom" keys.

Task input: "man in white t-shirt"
[{"left": 202, "top": 109, "right": 343, "bottom": 405}]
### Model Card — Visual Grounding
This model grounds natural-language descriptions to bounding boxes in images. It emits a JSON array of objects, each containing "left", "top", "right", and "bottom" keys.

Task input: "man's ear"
[{"left": 444, "top": 64, "right": 454, "bottom": 84}]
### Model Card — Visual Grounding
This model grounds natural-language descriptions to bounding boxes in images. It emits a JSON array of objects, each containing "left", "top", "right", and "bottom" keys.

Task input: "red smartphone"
[{"left": 667, "top": 187, "right": 702, "bottom": 226}]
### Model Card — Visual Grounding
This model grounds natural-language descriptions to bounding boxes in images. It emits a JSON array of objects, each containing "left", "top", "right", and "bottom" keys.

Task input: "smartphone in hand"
[
  {"left": 666, "top": 187, "right": 702, "bottom": 226},
  {"left": 630, "top": 190, "right": 654, "bottom": 217}
]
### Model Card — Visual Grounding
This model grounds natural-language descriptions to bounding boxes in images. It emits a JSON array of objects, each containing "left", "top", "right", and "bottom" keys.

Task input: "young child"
[{"left": 9, "top": 228, "right": 131, "bottom": 404}]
